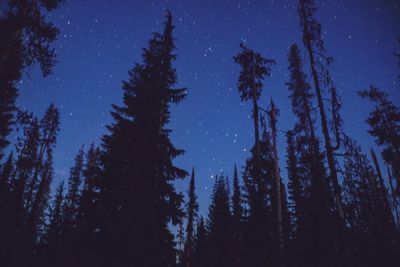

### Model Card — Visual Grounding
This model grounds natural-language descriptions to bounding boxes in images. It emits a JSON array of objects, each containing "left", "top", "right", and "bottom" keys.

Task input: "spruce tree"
[
  {"left": 193, "top": 217, "right": 210, "bottom": 267},
  {"left": 358, "top": 87, "right": 400, "bottom": 193},
  {"left": 184, "top": 167, "right": 199, "bottom": 267},
  {"left": 233, "top": 43, "right": 275, "bottom": 198},
  {"left": 342, "top": 137, "right": 398, "bottom": 266},
  {"left": 74, "top": 144, "right": 103, "bottom": 267},
  {"left": 286, "top": 42, "right": 335, "bottom": 266},
  {"left": 0, "top": 0, "right": 62, "bottom": 159},
  {"left": 100, "top": 11, "right": 187, "bottom": 266},
  {"left": 207, "top": 174, "right": 233, "bottom": 267},
  {"left": 297, "top": 2, "right": 347, "bottom": 245}
]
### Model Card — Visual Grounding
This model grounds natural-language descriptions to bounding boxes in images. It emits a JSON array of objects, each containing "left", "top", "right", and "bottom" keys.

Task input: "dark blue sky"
[{"left": 17, "top": 0, "right": 400, "bottom": 215}]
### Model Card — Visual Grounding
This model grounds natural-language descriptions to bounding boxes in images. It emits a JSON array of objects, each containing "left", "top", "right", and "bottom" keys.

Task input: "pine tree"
[
  {"left": 207, "top": 174, "right": 233, "bottom": 267},
  {"left": 193, "top": 217, "right": 210, "bottom": 267},
  {"left": 286, "top": 42, "right": 336, "bottom": 267},
  {"left": 99, "top": 11, "right": 187, "bottom": 266},
  {"left": 74, "top": 144, "right": 103, "bottom": 267},
  {"left": 231, "top": 164, "right": 243, "bottom": 267},
  {"left": 342, "top": 137, "right": 398, "bottom": 266},
  {"left": 24, "top": 104, "right": 60, "bottom": 214},
  {"left": 63, "top": 148, "right": 84, "bottom": 230},
  {"left": 268, "top": 100, "right": 285, "bottom": 264},
  {"left": 233, "top": 43, "right": 275, "bottom": 198},
  {"left": 241, "top": 126, "right": 275, "bottom": 266},
  {"left": 358, "top": 87, "right": 400, "bottom": 193},
  {"left": 0, "top": 0, "right": 62, "bottom": 159},
  {"left": 42, "top": 181, "right": 65, "bottom": 267},
  {"left": 184, "top": 167, "right": 199, "bottom": 267},
  {"left": 298, "top": 0, "right": 350, "bottom": 243}
]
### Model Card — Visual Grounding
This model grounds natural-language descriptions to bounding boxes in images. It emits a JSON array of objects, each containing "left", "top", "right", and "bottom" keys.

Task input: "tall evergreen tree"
[
  {"left": 297, "top": 0, "right": 346, "bottom": 236},
  {"left": 0, "top": 0, "right": 62, "bottom": 159},
  {"left": 233, "top": 43, "right": 275, "bottom": 196},
  {"left": 193, "top": 217, "right": 210, "bottom": 267},
  {"left": 342, "top": 137, "right": 398, "bottom": 267},
  {"left": 74, "top": 144, "right": 103, "bottom": 267},
  {"left": 207, "top": 174, "right": 233, "bottom": 267},
  {"left": 286, "top": 42, "right": 336, "bottom": 267},
  {"left": 184, "top": 167, "right": 199, "bottom": 267},
  {"left": 99, "top": 11, "right": 187, "bottom": 266},
  {"left": 268, "top": 100, "right": 285, "bottom": 263},
  {"left": 241, "top": 127, "right": 275, "bottom": 266},
  {"left": 42, "top": 181, "right": 65, "bottom": 267},
  {"left": 358, "top": 87, "right": 400, "bottom": 193},
  {"left": 231, "top": 164, "right": 243, "bottom": 267}
]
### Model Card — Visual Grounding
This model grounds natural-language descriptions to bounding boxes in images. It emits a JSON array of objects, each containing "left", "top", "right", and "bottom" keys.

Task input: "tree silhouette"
[
  {"left": 183, "top": 167, "right": 199, "bottom": 267},
  {"left": 0, "top": 0, "right": 62, "bottom": 159},
  {"left": 358, "top": 87, "right": 400, "bottom": 194},
  {"left": 207, "top": 174, "right": 233, "bottom": 267},
  {"left": 99, "top": 10, "right": 187, "bottom": 266}
]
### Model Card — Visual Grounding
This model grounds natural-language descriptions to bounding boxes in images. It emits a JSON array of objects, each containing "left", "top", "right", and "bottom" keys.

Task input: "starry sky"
[{"left": 15, "top": 0, "right": 400, "bottom": 215}]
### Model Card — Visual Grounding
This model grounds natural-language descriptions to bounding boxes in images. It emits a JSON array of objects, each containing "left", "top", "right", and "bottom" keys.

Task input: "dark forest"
[{"left": 0, "top": 0, "right": 399, "bottom": 266}]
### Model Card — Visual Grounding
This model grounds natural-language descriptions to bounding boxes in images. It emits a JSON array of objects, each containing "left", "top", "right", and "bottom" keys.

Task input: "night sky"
[{"left": 16, "top": 0, "right": 400, "bottom": 215}]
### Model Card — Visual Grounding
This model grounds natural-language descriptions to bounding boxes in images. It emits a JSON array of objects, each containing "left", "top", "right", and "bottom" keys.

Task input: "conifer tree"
[
  {"left": 42, "top": 181, "right": 65, "bottom": 266},
  {"left": 231, "top": 164, "right": 243, "bottom": 266},
  {"left": 207, "top": 174, "right": 233, "bottom": 267},
  {"left": 0, "top": 0, "right": 62, "bottom": 159},
  {"left": 342, "top": 137, "right": 397, "bottom": 266},
  {"left": 286, "top": 42, "right": 336, "bottom": 266},
  {"left": 74, "top": 144, "right": 103, "bottom": 267},
  {"left": 358, "top": 87, "right": 400, "bottom": 193},
  {"left": 184, "top": 167, "right": 199, "bottom": 267},
  {"left": 193, "top": 217, "right": 209, "bottom": 267},
  {"left": 241, "top": 126, "right": 275, "bottom": 266},
  {"left": 99, "top": 11, "right": 187, "bottom": 266},
  {"left": 298, "top": 0, "right": 346, "bottom": 227},
  {"left": 233, "top": 43, "right": 275, "bottom": 195},
  {"left": 268, "top": 100, "right": 285, "bottom": 263}
]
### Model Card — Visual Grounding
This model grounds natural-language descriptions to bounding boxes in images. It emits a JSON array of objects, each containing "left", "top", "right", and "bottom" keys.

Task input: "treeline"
[{"left": 0, "top": 0, "right": 399, "bottom": 267}]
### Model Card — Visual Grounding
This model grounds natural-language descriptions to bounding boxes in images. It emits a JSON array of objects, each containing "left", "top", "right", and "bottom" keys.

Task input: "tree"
[
  {"left": 74, "top": 144, "right": 103, "bottom": 267},
  {"left": 99, "top": 10, "right": 187, "bottom": 266},
  {"left": 230, "top": 164, "right": 243, "bottom": 266},
  {"left": 268, "top": 100, "right": 285, "bottom": 263},
  {"left": 193, "top": 217, "right": 210, "bottom": 267},
  {"left": 42, "top": 181, "right": 65, "bottom": 267},
  {"left": 342, "top": 137, "right": 397, "bottom": 267},
  {"left": 184, "top": 167, "right": 199, "bottom": 267},
  {"left": 298, "top": 0, "right": 345, "bottom": 225},
  {"left": 207, "top": 174, "right": 233, "bottom": 267},
  {"left": 0, "top": 0, "right": 63, "bottom": 159},
  {"left": 233, "top": 43, "right": 275, "bottom": 192},
  {"left": 241, "top": 126, "right": 275, "bottom": 266},
  {"left": 286, "top": 42, "right": 336, "bottom": 267},
  {"left": 358, "top": 87, "right": 400, "bottom": 193}
]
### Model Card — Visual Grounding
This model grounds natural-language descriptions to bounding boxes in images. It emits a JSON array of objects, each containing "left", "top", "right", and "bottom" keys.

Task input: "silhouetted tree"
[
  {"left": 358, "top": 87, "right": 400, "bottom": 193},
  {"left": 233, "top": 43, "right": 275, "bottom": 198},
  {"left": 183, "top": 167, "right": 199, "bottom": 267},
  {"left": 42, "top": 181, "right": 65, "bottom": 266},
  {"left": 0, "top": 0, "right": 62, "bottom": 159},
  {"left": 342, "top": 137, "right": 398, "bottom": 267},
  {"left": 286, "top": 42, "right": 336, "bottom": 267},
  {"left": 74, "top": 144, "right": 103, "bottom": 267},
  {"left": 298, "top": 0, "right": 349, "bottom": 234},
  {"left": 241, "top": 126, "right": 275, "bottom": 266},
  {"left": 99, "top": 10, "right": 187, "bottom": 266},
  {"left": 230, "top": 164, "right": 244, "bottom": 266},
  {"left": 207, "top": 174, "right": 233, "bottom": 267},
  {"left": 193, "top": 217, "right": 210, "bottom": 267}
]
